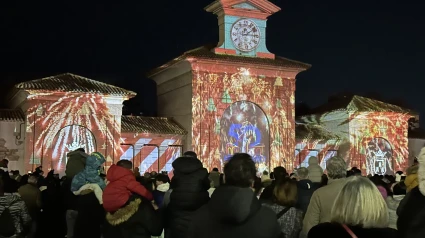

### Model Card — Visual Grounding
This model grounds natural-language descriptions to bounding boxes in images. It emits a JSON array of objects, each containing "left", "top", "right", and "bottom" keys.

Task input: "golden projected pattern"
[
  {"left": 348, "top": 112, "right": 410, "bottom": 175},
  {"left": 191, "top": 67, "right": 295, "bottom": 172},
  {"left": 296, "top": 111, "right": 411, "bottom": 175}
]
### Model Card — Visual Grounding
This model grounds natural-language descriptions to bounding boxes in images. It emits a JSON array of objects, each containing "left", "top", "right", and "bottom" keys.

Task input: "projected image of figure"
[
  {"left": 220, "top": 101, "right": 269, "bottom": 172},
  {"left": 366, "top": 138, "right": 393, "bottom": 175}
]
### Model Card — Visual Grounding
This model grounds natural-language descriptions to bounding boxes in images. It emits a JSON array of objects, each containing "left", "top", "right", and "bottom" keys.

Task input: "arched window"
[
  {"left": 366, "top": 138, "right": 393, "bottom": 175},
  {"left": 50, "top": 125, "right": 96, "bottom": 172},
  {"left": 220, "top": 101, "right": 270, "bottom": 173}
]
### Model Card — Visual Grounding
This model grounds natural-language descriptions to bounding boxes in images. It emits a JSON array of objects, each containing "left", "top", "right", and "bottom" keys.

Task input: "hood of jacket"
[
  {"left": 297, "top": 179, "right": 313, "bottom": 190},
  {"left": 418, "top": 147, "right": 425, "bottom": 195},
  {"left": 106, "top": 164, "right": 133, "bottom": 182},
  {"left": 208, "top": 185, "right": 261, "bottom": 225},
  {"left": 106, "top": 197, "right": 141, "bottom": 225},
  {"left": 156, "top": 182, "right": 169, "bottom": 192},
  {"left": 308, "top": 156, "right": 319, "bottom": 165},
  {"left": 172, "top": 156, "right": 203, "bottom": 174},
  {"left": 85, "top": 152, "right": 106, "bottom": 170}
]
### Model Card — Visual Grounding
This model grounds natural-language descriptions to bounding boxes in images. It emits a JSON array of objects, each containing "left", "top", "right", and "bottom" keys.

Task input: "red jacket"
[{"left": 103, "top": 165, "right": 153, "bottom": 212}]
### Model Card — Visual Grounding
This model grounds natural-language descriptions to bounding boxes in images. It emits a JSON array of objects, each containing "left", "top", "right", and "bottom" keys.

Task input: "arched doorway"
[
  {"left": 50, "top": 125, "right": 97, "bottom": 173},
  {"left": 220, "top": 101, "right": 270, "bottom": 173},
  {"left": 366, "top": 138, "right": 393, "bottom": 175}
]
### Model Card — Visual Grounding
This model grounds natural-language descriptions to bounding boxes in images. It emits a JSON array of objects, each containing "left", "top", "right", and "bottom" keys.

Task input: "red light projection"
[{"left": 24, "top": 92, "right": 122, "bottom": 174}]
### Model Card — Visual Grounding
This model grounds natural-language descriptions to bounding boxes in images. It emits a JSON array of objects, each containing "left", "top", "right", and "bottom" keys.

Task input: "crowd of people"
[{"left": 0, "top": 147, "right": 424, "bottom": 238}]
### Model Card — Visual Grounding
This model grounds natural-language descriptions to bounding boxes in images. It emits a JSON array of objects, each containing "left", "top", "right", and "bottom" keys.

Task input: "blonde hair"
[{"left": 331, "top": 176, "right": 389, "bottom": 228}]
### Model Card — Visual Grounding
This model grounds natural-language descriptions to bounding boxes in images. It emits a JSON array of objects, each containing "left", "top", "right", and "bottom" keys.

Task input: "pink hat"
[{"left": 377, "top": 186, "right": 388, "bottom": 199}]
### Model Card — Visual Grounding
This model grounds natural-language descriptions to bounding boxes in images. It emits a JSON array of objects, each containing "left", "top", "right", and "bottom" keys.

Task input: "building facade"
[{"left": 0, "top": 73, "right": 186, "bottom": 175}]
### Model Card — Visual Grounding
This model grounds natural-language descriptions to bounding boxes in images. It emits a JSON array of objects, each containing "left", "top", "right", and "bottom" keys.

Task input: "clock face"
[{"left": 231, "top": 19, "right": 261, "bottom": 52}]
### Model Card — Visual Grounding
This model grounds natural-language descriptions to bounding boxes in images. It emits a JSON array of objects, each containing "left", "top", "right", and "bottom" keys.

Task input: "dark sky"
[{"left": 1, "top": 1, "right": 424, "bottom": 119}]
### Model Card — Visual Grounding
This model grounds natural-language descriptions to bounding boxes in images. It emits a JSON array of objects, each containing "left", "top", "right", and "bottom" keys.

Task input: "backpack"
[{"left": 0, "top": 204, "right": 17, "bottom": 237}]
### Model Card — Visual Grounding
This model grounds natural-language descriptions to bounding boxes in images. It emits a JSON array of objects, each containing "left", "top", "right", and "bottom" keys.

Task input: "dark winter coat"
[
  {"left": 65, "top": 150, "right": 88, "bottom": 179},
  {"left": 18, "top": 184, "right": 41, "bottom": 220},
  {"left": 73, "top": 192, "right": 104, "bottom": 238},
  {"left": 296, "top": 179, "right": 316, "bottom": 215},
  {"left": 103, "top": 195, "right": 163, "bottom": 238},
  {"left": 165, "top": 156, "right": 210, "bottom": 238},
  {"left": 397, "top": 186, "right": 425, "bottom": 238},
  {"left": 187, "top": 185, "right": 282, "bottom": 238},
  {"left": 308, "top": 223, "right": 397, "bottom": 238},
  {"left": 0, "top": 194, "right": 32, "bottom": 237}
]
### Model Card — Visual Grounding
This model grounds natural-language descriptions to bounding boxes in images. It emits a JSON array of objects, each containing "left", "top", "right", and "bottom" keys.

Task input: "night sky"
[{"left": 1, "top": 1, "right": 424, "bottom": 120}]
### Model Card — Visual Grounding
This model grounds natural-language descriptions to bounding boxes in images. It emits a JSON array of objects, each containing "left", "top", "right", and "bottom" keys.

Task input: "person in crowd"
[
  {"left": 65, "top": 148, "right": 88, "bottom": 179},
  {"left": 260, "top": 166, "right": 287, "bottom": 203},
  {"left": 208, "top": 168, "right": 220, "bottom": 188},
  {"left": 183, "top": 151, "right": 197, "bottom": 158},
  {"left": 308, "top": 176, "right": 396, "bottom": 237},
  {"left": 0, "top": 159, "right": 9, "bottom": 172},
  {"left": 370, "top": 175, "right": 392, "bottom": 199},
  {"left": 263, "top": 178, "right": 303, "bottom": 238},
  {"left": 0, "top": 178, "right": 32, "bottom": 238},
  {"left": 302, "top": 156, "right": 347, "bottom": 237},
  {"left": 18, "top": 175, "right": 41, "bottom": 237},
  {"left": 386, "top": 181, "right": 406, "bottom": 229},
  {"left": 103, "top": 160, "right": 153, "bottom": 212},
  {"left": 71, "top": 152, "right": 106, "bottom": 197},
  {"left": 103, "top": 192, "right": 163, "bottom": 238},
  {"left": 187, "top": 153, "right": 282, "bottom": 238},
  {"left": 253, "top": 177, "right": 264, "bottom": 199},
  {"left": 164, "top": 152, "right": 210, "bottom": 238},
  {"left": 405, "top": 161, "right": 419, "bottom": 192},
  {"left": 295, "top": 167, "right": 315, "bottom": 215},
  {"left": 397, "top": 147, "right": 425, "bottom": 238},
  {"left": 261, "top": 170, "right": 270, "bottom": 182},
  {"left": 72, "top": 152, "right": 106, "bottom": 238},
  {"left": 319, "top": 174, "right": 328, "bottom": 187},
  {"left": 152, "top": 173, "right": 170, "bottom": 209},
  {"left": 103, "top": 168, "right": 163, "bottom": 238},
  {"left": 306, "top": 157, "right": 323, "bottom": 184},
  {"left": 63, "top": 148, "right": 89, "bottom": 238},
  {"left": 207, "top": 179, "right": 216, "bottom": 198},
  {"left": 37, "top": 177, "right": 63, "bottom": 237},
  {"left": 134, "top": 167, "right": 141, "bottom": 177}
]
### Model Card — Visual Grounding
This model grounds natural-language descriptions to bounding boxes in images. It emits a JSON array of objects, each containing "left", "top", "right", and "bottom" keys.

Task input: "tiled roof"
[
  {"left": 15, "top": 73, "right": 136, "bottom": 97},
  {"left": 0, "top": 109, "right": 25, "bottom": 122},
  {"left": 149, "top": 45, "right": 311, "bottom": 75},
  {"left": 296, "top": 123, "right": 339, "bottom": 140},
  {"left": 121, "top": 116, "right": 187, "bottom": 135},
  {"left": 309, "top": 95, "right": 415, "bottom": 115}
]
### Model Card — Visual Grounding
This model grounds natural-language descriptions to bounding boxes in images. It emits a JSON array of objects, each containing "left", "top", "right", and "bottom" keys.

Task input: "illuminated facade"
[
  {"left": 3, "top": 73, "right": 185, "bottom": 175},
  {"left": 296, "top": 95, "right": 414, "bottom": 175},
  {"left": 150, "top": 0, "right": 310, "bottom": 172}
]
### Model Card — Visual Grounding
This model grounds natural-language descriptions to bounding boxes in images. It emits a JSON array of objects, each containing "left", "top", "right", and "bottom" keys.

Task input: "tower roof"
[
  {"left": 15, "top": 73, "right": 136, "bottom": 97},
  {"left": 205, "top": 0, "right": 280, "bottom": 18},
  {"left": 149, "top": 45, "right": 311, "bottom": 76}
]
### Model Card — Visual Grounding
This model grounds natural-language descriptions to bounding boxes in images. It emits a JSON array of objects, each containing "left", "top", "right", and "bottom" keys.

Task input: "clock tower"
[
  {"left": 150, "top": 0, "right": 310, "bottom": 173},
  {"left": 205, "top": 0, "right": 280, "bottom": 59}
]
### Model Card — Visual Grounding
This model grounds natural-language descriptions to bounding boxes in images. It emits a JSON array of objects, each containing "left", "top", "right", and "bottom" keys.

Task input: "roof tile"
[
  {"left": 0, "top": 109, "right": 25, "bottom": 122},
  {"left": 15, "top": 73, "right": 136, "bottom": 97},
  {"left": 121, "top": 116, "right": 187, "bottom": 135},
  {"left": 150, "top": 46, "right": 311, "bottom": 75}
]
